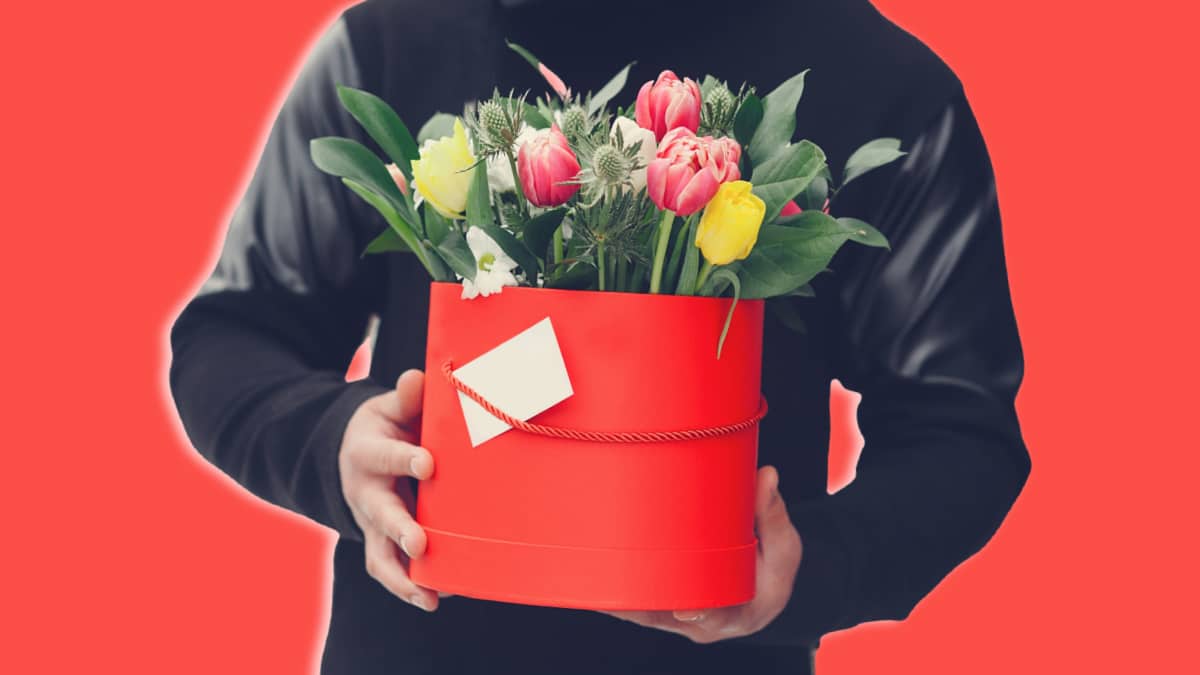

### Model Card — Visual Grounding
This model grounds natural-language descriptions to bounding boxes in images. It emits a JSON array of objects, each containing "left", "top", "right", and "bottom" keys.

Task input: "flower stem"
[
  {"left": 506, "top": 151, "right": 531, "bottom": 220},
  {"left": 694, "top": 260, "right": 716, "bottom": 295},
  {"left": 648, "top": 209, "right": 676, "bottom": 294},
  {"left": 664, "top": 213, "right": 696, "bottom": 291},
  {"left": 597, "top": 241, "right": 607, "bottom": 291},
  {"left": 553, "top": 225, "right": 564, "bottom": 265}
]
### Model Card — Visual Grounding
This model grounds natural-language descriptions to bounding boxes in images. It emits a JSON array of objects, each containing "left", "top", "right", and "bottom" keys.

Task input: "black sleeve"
[
  {"left": 754, "top": 89, "right": 1031, "bottom": 645},
  {"left": 168, "top": 17, "right": 393, "bottom": 541}
]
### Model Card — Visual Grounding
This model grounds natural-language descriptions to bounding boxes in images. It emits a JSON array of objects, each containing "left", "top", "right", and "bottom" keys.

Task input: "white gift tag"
[{"left": 452, "top": 317, "right": 574, "bottom": 447}]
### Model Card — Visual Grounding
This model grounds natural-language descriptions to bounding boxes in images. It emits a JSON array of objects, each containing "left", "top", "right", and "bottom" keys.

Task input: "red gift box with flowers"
[{"left": 311, "top": 42, "right": 901, "bottom": 610}]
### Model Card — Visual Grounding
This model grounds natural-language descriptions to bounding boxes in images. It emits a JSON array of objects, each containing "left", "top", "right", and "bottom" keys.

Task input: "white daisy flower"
[{"left": 461, "top": 227, "right": 519, "bottom": 299}]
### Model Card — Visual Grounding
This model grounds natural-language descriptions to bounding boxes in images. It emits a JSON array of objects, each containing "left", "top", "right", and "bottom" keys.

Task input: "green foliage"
[
  {"left": 750, "top": 140, "right": 827, "bottom": 224},
  {"left": 796, "top": 172, "right": 830, "bottom": 211},
  {"left": 522, "top": 208, "right": 568, "bottom": 261},
  {"left": 748, "top": 70, "right": 807, "bottom": 165},
  {"left": 735, "top": 212, "right": 865, "bottom": 298},
  {"left": 336, "top": 86, "right": 419, "bottom": 180},
  {"left": 836, "top": 217, "right": 890, "bottom": 249},
  {"left": 341, "top": 178, "right": 444, "bottom": 279},
  {"left": 712, "top": 269, "right": 742, "bottom": 359},
  {"left": 466, "top": 163, "right": 540, "bottom": 277},
  {"left": 432, "top": 229, "right": 477, "bottom": 282},
  {"left": 843, "top": 138, "right": 906, "bottom": 185},
  {"left": 424, "top": 205, "right": 451, "bottom": 246},
  {"left": 674, "top": 219, "right": 700, "bottom": 296},
  {"left": 417, "top": 113, "right": 456, "bottom": 144},
  {"left": 363, "top": 227, "right": 409, "bottom": 256},
  {"left": 733, "top": 93, "right": 763, "bottom": 147},
  {"left": 505, "top": 39, "right": 541, "bottom": 70},
  {"left": 588, "top": 63, "right": 633, "bottom": 116}
]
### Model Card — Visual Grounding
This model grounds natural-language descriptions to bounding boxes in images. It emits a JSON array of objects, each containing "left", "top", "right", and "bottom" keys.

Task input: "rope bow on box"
[{"left": 442, "top": 360, "right": 768, "bottom": 443}]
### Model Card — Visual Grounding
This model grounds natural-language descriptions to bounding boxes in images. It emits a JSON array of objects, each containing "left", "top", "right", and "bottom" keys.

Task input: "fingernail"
[
  {"left": 409, "top": 595, "right": 429, "bottom": 611},
  {"left": 399, "top": 536, "right": 412, "bottom": 558},
  {"left": 410, "top": 452, "right": 430, "bottom": 478},
  {"left": 674, "top": 610, "right": 706, "bottom": 622}
]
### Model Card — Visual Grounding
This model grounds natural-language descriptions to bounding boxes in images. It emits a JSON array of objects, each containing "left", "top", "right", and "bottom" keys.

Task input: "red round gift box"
[{"left": 410, "top": 281, "right": 765, "bottom": 610}]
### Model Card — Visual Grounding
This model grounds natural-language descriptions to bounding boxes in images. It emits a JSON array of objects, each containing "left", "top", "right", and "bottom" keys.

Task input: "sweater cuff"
[
  {"left": 744, "top": 497, "right": 858, "bottom": 646},
  {"left": 313, "top": 378, "right": 392, "bottom": 541}
]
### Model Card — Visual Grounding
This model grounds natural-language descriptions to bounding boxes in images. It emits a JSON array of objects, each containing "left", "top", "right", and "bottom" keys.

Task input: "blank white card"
[{"left": 452, "top": 317, "right": 574, "bottom": 447}]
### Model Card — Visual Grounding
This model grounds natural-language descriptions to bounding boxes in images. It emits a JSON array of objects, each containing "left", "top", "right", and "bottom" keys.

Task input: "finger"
[
  {"left": 357, "top": 486, "right": 428, "bottom": 559},
  {"left": 672, "top": 609, "right": 709, "bottom": 623},
  {"left": 605, "top": 610, "right": 692, "bottom": 636},
  {"left": 374, "top": 369, "right": 425, "bottom": 425},
  {"left": 364, "top": 530, "right": 439, "bottom": 611},
  {"left": 605, "top": 610, "right": 725, "bottom": 643},
  {"left": 351, "top": 436, "right": 434, "bottom": 480},
  {"left": 754, "top": 465, "right": 802, "bottom": 577}
]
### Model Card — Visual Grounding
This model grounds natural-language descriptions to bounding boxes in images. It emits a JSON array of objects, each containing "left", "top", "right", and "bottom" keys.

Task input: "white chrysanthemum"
[
  {"left": 611, "top": 116, "right": 657, "bottom": 191},
  {"left": 461, "top": 227, "right": 519, "bottom": 299},
  {"left": 486, "top": 125, "right": 538, "bottom": 193}
]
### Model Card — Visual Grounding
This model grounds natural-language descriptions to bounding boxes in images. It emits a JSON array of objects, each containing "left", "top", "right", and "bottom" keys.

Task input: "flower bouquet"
[{"left": 311, "top": 42, "right": 903, "bottom": 610}]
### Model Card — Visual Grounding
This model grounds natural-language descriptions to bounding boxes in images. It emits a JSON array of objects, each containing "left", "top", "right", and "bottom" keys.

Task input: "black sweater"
[{"left": 169, "top": 1, "right": 1030, "bottom": 673}]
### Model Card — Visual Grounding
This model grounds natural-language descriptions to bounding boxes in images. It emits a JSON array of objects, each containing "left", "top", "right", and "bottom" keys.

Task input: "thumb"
[
  {"left": 375, "top": 369, "right": 425, "bottom": 425},
  {"left": 754, "top": 465, "right": 792, "bottom": 543}
]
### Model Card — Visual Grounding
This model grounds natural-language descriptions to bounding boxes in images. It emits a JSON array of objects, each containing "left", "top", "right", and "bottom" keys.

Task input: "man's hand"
[
  {"left": 605, "top": 466, "right": 802, "bottom": 643},
  {"left": 339, "top": 369, "right": 440, "bottom": 611}
]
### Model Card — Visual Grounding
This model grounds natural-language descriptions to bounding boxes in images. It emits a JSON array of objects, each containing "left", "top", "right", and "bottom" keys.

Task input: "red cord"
[{"left": 442, "top": 360, "right": 767, "bottom": 443}]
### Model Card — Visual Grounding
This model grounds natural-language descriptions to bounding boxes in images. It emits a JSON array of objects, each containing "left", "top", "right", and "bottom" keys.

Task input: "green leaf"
[
  {"left": 506, "top": 39, "right": 541, "bottom": 69},
  {"left": 712, "top": 269, "right": 742, "bottom": 359},
  {"left": 432, "top": 229, "right": 477, "bottom": 281},
  {"left": 843, "top": 138, "right": 906, "bottom": 185},
  {"left": 336, "top": 86, "right": 419, "bottom": 180},
  {"left": 836, "top": 217, "right": 890, "bottom": 249},
  {"left": 424, "top": 205, "right": 451, "bottom": 246},
  {"left": 545, "top": 261, "right": 595, "bottom": 289},
  {"left": 522, "top": 208, "right": 567, "bottom": 259},
  {"left": 588, "top": 62, "right": 634, "bottom": 116},
  {"left": 768, "top": 297, "right": 808, "bottom": 334},
  {"left": 748, "top": 70, "right": 808, "bottom": 165},
  {"left": 498, "top": 97, "right": 551, "bottom": 129},
  {"left": 674, "top": 219, "right": 700, "bottom": 296},
  {"left": 342, "top": 178, "right": 440, "bottom": 279},
  {"left": 465, "top": 161, "right": 493, "bottom": 229},
  {"left": 732, "top": 93, "right": 763, "bottom": 147},
  {"left": 750, "top": 140, "right": 827, "bottom": 224},
  {"left": 736, "top": 213, "right": 858, "bottom": 299},
  {"left": 466, "top": 163, "right": 541, "bottom": 276},
  {"left": 523, "top": 105, "right": 552, "bottom": 129},
  {"left": 311, "top": 136, "right": 416, "bottom": 222},
  {"left": 363, "top": 227, "right": 410, "bottom": 256},
  {"left": 417, "top": 113, "right": 456, "bottom": 144},
  {"left": 796, "top": 174, "right": 829, "bottom": 212}
]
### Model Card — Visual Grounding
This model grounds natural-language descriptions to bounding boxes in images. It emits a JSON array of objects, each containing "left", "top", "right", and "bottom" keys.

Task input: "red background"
[{"left": 3, "top": 1, "right": 1197, "bottom": 672}]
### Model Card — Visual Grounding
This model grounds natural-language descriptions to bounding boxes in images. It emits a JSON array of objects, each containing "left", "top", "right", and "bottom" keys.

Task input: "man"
[{"left": 169, "top": 0, "right": 1030, "bottom": 672}]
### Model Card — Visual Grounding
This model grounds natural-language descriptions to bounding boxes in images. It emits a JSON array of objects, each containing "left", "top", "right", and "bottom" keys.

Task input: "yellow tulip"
[
  {"left": 695, "top": 180, "right": 766, "bottom": 265},
  {"left": 411, "top": 118, "right": 476, "bottom": 219}
]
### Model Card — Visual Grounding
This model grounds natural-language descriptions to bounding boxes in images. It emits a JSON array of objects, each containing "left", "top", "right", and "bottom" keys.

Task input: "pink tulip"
[
  {"left": 518, "top": 125, "right": 581, "bottom": 207},
  {"left": 646, "top": 128, "right": 744, "bottom": 216},
  {"left": 636, "top": 70, "right": 702, "bottom": 142},
  {"left": 538, "top": 63, "right": 570, "bottom": 100},
  {"left": 696, "top": 136, "right": 742, "bottom": 183},
  {"left": 386, "top": 163, "right": 409, "bottom": 196}
]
